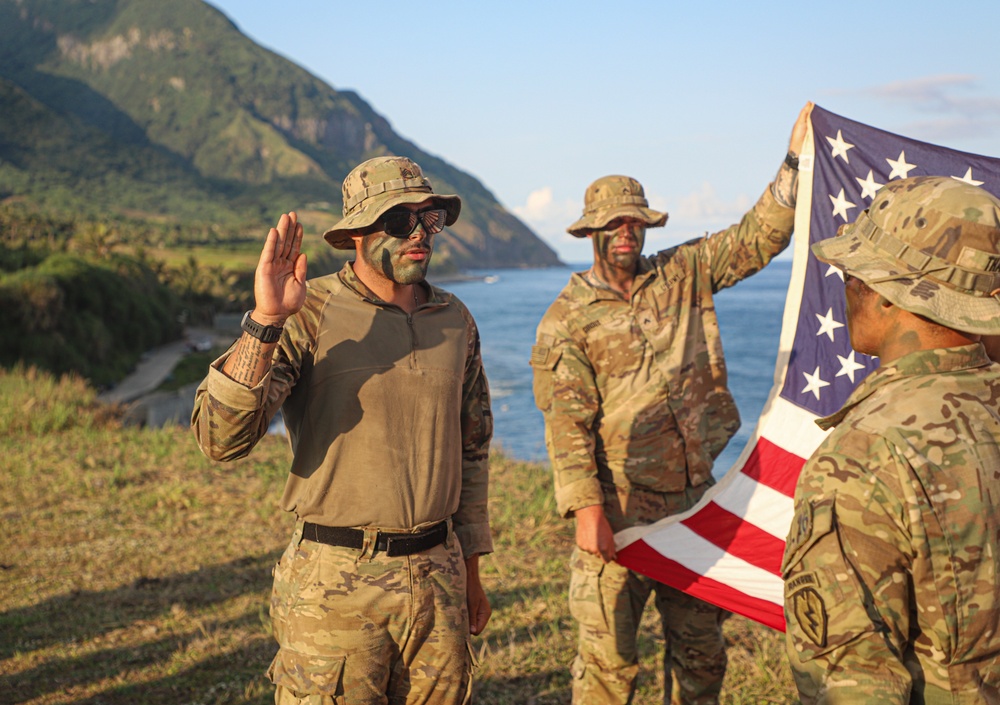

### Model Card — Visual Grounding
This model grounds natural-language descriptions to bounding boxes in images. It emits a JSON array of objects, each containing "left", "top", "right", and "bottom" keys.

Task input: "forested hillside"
[{"left": 0, "top": 0, "right": 560, "bottom": 269}]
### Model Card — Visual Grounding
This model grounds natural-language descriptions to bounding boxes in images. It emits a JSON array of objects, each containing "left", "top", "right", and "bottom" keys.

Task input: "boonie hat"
[
  {"left": 811, "top": 175, "right": 1000, "bottom": 335},
  {"left": 323, "top": 156, "right": 461, "bottom": 250},
  {"left": 567, "top": 175, "right": 668, "bottom": 237}
]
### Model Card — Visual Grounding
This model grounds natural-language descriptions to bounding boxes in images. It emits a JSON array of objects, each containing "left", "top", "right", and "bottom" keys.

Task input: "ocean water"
[{"left": 445, "top": 260, "right": 794, "bottom": 476}]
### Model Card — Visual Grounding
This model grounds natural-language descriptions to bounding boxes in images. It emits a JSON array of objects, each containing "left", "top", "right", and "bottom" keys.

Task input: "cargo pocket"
[
  {"left": 460, "top": 639, "right": 478, "bottom": 705},
  {"left": 530, "top": 342, "right": 562, "bottom": 413},
  {"left": 270, "top": 536, "right": 318, "bottom": 644},
  {"left": 267, "top": 647, "right": 346, "bottom": 702},
  {"left": 568, "top": 548, "right": 608, "bottom": 632}
]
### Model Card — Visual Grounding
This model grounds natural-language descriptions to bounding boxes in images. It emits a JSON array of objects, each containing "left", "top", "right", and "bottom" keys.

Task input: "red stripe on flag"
[
  {"left": 680, "top": 502, "right": 786, "bottom": 575},
  {"left": 616, "top": 540, "right": 786, "bottom": 632},
  {"left": 739, "top": 437, "right": 807, "bottom": 498}
]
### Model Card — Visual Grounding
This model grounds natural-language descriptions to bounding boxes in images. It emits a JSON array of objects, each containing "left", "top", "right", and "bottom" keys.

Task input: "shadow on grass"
[
  {"left": 2, "top": 550, "right": 281, "bottom": 703},
  {"left": 474, "top": 669, "right": 572, "bottom": 705}
]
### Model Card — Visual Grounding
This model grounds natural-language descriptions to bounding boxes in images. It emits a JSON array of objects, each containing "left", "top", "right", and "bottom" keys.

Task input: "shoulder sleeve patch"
[{"left": 790, "top": 584, "right": 828, "bottom": 648}]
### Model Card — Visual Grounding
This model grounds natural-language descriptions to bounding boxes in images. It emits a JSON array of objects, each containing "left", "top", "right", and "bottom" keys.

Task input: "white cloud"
[
  {"left": 644, "top": 183, "right": 752, "bottom": 250},
  {"left": 866, "top": 74, "right": 978, "bottom": 110},
  {"left": 512, "top": 186, "right": 585, "bottom": 261},
  {"left": 513, "top": 186, "right": 579, "bottom": 224},
  {"left": 853, "top": 74, "right": 1000, "bottom": 141}
]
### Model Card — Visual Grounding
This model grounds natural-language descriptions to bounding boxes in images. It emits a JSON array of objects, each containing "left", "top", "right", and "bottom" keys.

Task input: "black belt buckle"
[
  {"left": 303, "top": 520, "right": 447, "bottom": 556},
  {"left": 383, "top": 521, "right": 448, "bottom": 556}
]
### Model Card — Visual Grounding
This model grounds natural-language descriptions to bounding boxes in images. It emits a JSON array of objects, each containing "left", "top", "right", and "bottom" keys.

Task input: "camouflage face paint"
[
  {"left": 592, "top": 219, "right": 646, "bottom": 273},
  {"left": 359, "top": 227, "right": 433, "bottom": 286}
]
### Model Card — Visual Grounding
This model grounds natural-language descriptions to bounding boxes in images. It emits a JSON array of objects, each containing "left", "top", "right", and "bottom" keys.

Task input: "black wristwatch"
[
  {"left": 784, "top": 151, "right": 800, "bottom": 170},
  {"left": 240, "top": 311, "right": 283, "bottom": 343}
]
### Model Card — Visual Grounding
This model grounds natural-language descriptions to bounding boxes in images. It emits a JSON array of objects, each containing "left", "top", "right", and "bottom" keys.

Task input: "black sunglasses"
[{"left": 380, "top": 207, "right": 448, "bottom": 238}]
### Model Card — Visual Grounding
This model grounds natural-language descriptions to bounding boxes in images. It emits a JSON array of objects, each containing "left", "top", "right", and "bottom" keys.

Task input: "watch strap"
[{"left": 241, "top": 311, "right": 283, "bottom": 343}]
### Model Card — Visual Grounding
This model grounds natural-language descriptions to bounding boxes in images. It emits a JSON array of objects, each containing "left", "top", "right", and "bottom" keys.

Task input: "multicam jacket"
[
  {"left": 783, "top": 344, "right": 1000, "bottom": 704},
  {"left": 191, "top": 262, "right": 494, "bottom": 557},
  {"left": 531, "top": 186, "right": 794, "bottom": 517}
]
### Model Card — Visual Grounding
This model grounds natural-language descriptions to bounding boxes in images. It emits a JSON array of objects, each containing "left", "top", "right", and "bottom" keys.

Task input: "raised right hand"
[{"left": 253, "top": 212, "right": 308, "bottom": 326}]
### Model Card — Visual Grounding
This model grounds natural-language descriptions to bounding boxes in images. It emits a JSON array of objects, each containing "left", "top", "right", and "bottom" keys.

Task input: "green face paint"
[
  {"left": 359, "top": 228, "right": 433, "bottom": 286},
  {"left": 593, "top": 220, "right": 646, "bottom": 272}
]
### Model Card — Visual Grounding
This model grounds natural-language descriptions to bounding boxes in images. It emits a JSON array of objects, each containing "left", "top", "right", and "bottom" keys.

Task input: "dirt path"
[{"left": 96, "top": 327, "right": 227, "bottom": 405}]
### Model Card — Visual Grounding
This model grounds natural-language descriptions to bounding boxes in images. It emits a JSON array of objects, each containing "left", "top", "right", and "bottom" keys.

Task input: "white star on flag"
[
  {"left": 612, "top": 104, "right": 1000, "bottom": 636},
  {"left": 856, "top": 169, "right": 884, "bottom": 200},
  {"left": 815, "top": 308, "right": 845, "bottom": 342},
  {"left": 836, "top": 351, "right": 867, "bottom": 384},
  {"left": 801, "top": 366, "right": 831, "bottom": 400},
  {"left": 829, "top": 188, "right": 857, "bottom": 221},
  {"left": 826, "top": 130, "right": 854, "bottom": 162},
  {"left": 952, "top": 167, "right": 985, "bottom": 186},
  {"left": 887, "top": 150, "right": 917, "bottom": 180}
]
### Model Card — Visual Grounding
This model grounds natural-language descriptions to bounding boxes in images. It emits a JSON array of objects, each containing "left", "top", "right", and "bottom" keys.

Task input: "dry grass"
[{"left": 1, "top": 369, "right": 798, "bottom": 704}]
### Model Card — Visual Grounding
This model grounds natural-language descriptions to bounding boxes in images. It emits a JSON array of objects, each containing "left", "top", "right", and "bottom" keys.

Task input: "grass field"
[{"left": 1, "top": 367, "right": 799, "bottom": 704}]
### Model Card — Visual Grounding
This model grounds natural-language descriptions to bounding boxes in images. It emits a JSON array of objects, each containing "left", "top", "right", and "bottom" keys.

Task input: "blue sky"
[{"left": 206, "top": 0, "right": 1000, "bottom": 264}]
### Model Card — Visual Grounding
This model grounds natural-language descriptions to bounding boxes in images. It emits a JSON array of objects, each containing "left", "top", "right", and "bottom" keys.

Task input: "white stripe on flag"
[
  {"left": 642, "top": 524, "right": 784, "bottom": 605},
  {"left": 759, "top": 395, "right": 830, "bottom": 459},
  {"left": 712, "top": 473, "right": 795, "bottom": 539}
]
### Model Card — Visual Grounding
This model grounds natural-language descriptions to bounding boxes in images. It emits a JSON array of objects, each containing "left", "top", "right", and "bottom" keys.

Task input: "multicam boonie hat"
[
  {"left": 322, "top": 156, "right": 461, "bottom": 250},
  {"left": 812, "top": 175, "right": 1000, "bottom": 335},
  {"left": 567, "top": 175, "right": 668, "bottom": 237}
]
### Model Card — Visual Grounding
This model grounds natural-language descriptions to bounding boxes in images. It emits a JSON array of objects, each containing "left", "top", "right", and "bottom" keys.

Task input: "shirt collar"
[
  {"left": 574, "top": 257, "right": 656, "bottom": 303},
  {"left": 817, "top": 343, "right": 992, "bottom": 430}
]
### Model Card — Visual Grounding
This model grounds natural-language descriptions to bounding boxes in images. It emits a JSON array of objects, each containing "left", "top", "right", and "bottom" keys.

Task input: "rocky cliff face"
[{"left": 0, "top": 0, "right": 561, "bottom": 269}]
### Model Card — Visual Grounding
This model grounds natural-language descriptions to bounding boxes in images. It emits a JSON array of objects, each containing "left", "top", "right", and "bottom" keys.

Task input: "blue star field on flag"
[{"left": 780, "top": 106, "right": 1000, "bottom": 418}]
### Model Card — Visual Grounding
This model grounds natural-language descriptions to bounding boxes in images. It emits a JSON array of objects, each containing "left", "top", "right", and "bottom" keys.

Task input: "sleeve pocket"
[{"left": 530, "top": 344, "right": 562, "bottom": 413}]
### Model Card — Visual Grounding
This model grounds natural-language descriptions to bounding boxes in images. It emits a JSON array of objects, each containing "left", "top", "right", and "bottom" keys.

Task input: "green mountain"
[{"left": 0, "top": 0, "right": 561, "bottom": 269}]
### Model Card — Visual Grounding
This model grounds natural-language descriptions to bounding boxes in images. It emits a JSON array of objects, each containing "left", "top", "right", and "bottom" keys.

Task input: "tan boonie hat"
[
  {"left": 811, "top": 175, "right": 1000, "bottom": 335},
  {"left": 567, "top": 175, "right": 668, "bottom": 237},
  {"left": 322, "top": 156, "right": 461, "bottom": 249}
]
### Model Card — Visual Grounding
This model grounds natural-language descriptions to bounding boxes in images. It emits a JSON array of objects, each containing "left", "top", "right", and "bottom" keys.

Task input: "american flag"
[{"left": 614, "top": 105, "right": 1000, "bottom": 631}]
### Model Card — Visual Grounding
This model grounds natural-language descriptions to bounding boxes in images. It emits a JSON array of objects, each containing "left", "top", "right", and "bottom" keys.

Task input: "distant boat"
[{"left": 484, "top": 275, "right": 500, "bottom": 284}]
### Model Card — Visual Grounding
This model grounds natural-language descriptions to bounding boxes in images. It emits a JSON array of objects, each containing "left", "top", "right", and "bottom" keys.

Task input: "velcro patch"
[
  {"left": 531, "top": 345, "right": 551, "bottom": 366},
  {"left": 791, "top": 585, "right": 828, "bottom": 648}
]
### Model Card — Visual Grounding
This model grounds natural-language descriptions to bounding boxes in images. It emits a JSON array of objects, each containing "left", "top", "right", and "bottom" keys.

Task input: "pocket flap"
[
  {"left": 267, "top": 648, "right": 345, "bottom": 696},
  {"left": 782, "top": 497, "right": 835, "bottom": 577},
  {"left": 530, "top": 343, "right": 562, "bottom": 371}
]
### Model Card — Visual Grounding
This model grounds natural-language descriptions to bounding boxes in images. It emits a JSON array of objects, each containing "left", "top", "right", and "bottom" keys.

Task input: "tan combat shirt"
[
  {"left": 531, "top": 185, "right": 794, "bottom": 517},
  {"left": 192, "top": 262, "right": 494, "bottom": 557},
  {"left": 783, "top": 344, "right": 1000, "bottom": 704}
]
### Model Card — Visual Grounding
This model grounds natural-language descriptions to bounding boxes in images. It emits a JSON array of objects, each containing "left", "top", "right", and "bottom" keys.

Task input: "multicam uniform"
[
  {"left": 783, "top": 344, "right": 1000, "bottom": 704},
  {"left": 192, "top": 261, "right": 493, "bottom": 703},
  {"left": 531, "top": 185, "right": 794, "bottom": 704}
]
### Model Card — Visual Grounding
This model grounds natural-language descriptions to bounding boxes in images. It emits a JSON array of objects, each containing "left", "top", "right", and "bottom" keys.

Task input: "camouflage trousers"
[
  {"left": 267, "top": 522, "right": 473, "bottom": 705},
  {"left": 570, "top": 481, "right": 728, "bottom": 705}
]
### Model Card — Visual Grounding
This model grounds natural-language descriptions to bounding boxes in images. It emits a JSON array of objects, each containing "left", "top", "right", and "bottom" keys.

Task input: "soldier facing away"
[
  {"left": 530, "top": 103, "right": 812, "bottom": 705},
  {"left": 783, "top": 176, "right": 1000, "bottom": 703},
  {"left": 191, "top": 156, "right": 493, "bottom": 704}
]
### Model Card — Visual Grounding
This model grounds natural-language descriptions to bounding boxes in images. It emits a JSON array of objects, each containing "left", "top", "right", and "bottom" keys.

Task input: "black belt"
[{"left": 301, "top": 520, "right": 448, "bottom": 557}]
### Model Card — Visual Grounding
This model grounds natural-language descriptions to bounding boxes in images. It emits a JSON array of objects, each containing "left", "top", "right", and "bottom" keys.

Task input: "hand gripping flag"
[{"left": 614, "top": 104, "right": 1000, "bottom": 631}]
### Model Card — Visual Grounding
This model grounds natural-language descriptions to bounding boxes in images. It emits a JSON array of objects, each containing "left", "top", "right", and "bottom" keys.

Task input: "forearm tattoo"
[
  {"left": 226, "top": 334, "right": 273, "bottom": 387},
  {"left": 772, "top": 162, "right": 799, "bottom": 209}
]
